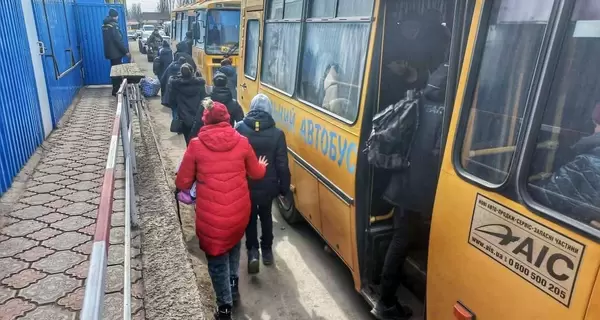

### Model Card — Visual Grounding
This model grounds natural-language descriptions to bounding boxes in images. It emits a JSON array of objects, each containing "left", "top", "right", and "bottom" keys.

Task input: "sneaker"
[
  {"left": 262, "top": 247, "right": 274, "bottom": 266},
  {"left": 370, "top": 300, "right": 412, "bottom": 320},
  {"left": 248, "top": 248, "right": 260, "bottom": 274},
  {"left": 214, "top": 304, "right": 232, "bottom": 320},
  {"left": 230, "top": 277, "right": 240, "bottom": 303}
]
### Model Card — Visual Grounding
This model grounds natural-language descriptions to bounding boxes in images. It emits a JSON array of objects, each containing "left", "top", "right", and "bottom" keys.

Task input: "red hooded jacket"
[{"left": 175, "top": 121, "right": 266, "bottom": 256}]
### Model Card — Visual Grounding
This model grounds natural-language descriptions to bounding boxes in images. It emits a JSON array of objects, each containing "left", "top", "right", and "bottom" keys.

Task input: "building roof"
[{"left": 141, "top": 12, "right": 171, "bottom": 22}]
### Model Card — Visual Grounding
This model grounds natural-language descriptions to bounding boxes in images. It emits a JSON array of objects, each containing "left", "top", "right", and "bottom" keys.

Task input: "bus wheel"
[{"left": 276, "top": 192, "right": 302, "bottom": 224}]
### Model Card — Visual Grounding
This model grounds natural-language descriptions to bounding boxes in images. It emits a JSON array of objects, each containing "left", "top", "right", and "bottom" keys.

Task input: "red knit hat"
[
  {"left": 202, "top": 99, "right": 230, "bottom": 125},
  {"left": 593, "top": 103, "right": 600, "bottom": 125}
]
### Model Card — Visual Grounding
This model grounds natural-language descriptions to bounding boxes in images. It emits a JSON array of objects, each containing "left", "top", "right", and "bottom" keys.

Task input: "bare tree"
[
  {"left": 129, "top": 3, "right": 143, "bottom": 24},
  {"left": 157, "top": 0, "right": 177, "bottom": 14},
  {"left": 176, "top": 0, "right": 195, "bottom": 6}
]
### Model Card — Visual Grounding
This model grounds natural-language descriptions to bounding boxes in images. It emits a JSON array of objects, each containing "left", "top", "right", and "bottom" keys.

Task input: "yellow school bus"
[
  {"left": 188, "top": 0, "right": 241, "bottom": 86},
  {"left": 171, "top": 4, "right": 196, "bottom": 48},
  {"left": 239, "top": 0, "right": 600, "bottom": 318}
]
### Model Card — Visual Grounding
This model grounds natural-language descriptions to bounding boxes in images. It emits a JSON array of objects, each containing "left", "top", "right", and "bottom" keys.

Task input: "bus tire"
[{"left": 276, "top": 192, "right": 302, "bottom": 225}]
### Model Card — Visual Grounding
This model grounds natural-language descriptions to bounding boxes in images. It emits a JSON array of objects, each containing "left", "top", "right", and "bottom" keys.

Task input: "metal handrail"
[{"left": 81, "top": 79, "right": 140, "bottom": 319}]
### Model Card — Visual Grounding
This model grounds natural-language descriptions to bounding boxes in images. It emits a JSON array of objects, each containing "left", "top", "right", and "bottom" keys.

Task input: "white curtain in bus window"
[
  {"left": 268, "top": 0, "right": 284, "bottom": 19},
  {"left": 260, "top": 23, "right": 301, "bottom": 94},
  {"left": 459, "top": 0, "right": 554, "bottom": 184},
  {"left": 527, "top": 0, "right": 600, "bottom": 231},
  {"left": 336, "top": 0, "right": 374, "bottom": 17},
  {"left": 244, "top": 20, "right": 260, "bottom": 79},
  {"left": 297, "top": 23, "right": 370, "bottom": 121},
  {"left": 309, "top": 0, "right": 336, "bottom": 18},
  {"left": 284, "top": 0, "right": 303, "bottom": 18}
]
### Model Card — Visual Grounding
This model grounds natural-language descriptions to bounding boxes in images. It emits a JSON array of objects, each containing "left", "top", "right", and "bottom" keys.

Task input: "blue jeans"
[
  {"left": 206, "top": 242, "right": 241, "bottom": 307},
  {"left": 171, "top": 107, "right": 177, "bottom": 120}
]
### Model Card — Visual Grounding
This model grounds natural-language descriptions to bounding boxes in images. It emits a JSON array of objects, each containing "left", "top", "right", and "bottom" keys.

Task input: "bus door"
[
  {"left": 428, "top": 0, "right": 600, "bottom": 319},
  {"left": 238, "top": 9, "right": 262, "bottom": 109},
  {"left": 362, "top": 0, "right": 460, "bottom": 302}
]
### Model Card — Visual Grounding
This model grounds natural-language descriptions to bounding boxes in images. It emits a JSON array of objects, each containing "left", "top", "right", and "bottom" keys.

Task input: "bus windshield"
[{"left": 205, "top": 9, "right": 240, "bottom": 55}]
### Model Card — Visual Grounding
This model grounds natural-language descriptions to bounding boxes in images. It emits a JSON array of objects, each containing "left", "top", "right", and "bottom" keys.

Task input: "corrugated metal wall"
[
  {"left": 77, "top": 3, "right": 129, "bottom": 85},
  {"left": 0, "top": 0, "right": 45, "bottom": 194},
  {"left": 32, "top": 0, "right": 84, "bottom": 125}
]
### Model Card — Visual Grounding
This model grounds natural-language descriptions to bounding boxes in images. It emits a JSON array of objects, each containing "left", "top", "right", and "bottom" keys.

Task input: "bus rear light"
[{"left": 453, "top": 302, "right": 475, "bottom": 320}]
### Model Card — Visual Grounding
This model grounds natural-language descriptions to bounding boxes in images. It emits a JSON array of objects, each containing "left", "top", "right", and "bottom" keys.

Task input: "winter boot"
[
  {"left": 214, "top": 304, "right": 232, "bottom": 320},
  {"left": 247, "top": 248, "right": 260, "bottom": 274},
  {"left": 370, "top": 300, "right": 412, "bottom": 320},
  {"left": 230, "top": 276, "right": 240, "bottom": 303},
  {"left": 261, "top": 247, "right": 274, "bottom": 266}
]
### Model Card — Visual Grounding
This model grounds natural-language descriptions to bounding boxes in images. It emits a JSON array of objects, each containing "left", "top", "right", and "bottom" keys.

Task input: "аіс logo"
[{"left": 468, "top": 194, "right": 585, "bottom": 307}]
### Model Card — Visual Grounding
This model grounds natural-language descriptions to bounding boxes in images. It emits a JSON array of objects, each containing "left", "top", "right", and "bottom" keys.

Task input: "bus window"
[
  {"left": 459, "top": 0, "right": 555, "bottom": 185},
  {"left": 261, "top": 0, "right": 301, "bottom": 94},
  {"left": 526, "top": 0, "right": 600, "bottom": 231},
  {"left": 284, "top": 0, "right": 303, "bottom": 19},
  {"left": 196, "top": 10, "right": 206, "bottom": 48},
  {"left": 268, "top": 0, "right": 283, "bottom": 19},
  {"left": 244, "top": 20, "right": 260, "bottom": 79},
  {"left": 336, "top": 0, "right": 374, "bottom": 17},
  {"left": 308, "top": 0, "right": 335, "bottom": 18},
  {"left": 297, "top": 22, "right": 370, "bottom": 121},
  {"left": 206, "top": 10, "right": 240, "bottom": 55}
]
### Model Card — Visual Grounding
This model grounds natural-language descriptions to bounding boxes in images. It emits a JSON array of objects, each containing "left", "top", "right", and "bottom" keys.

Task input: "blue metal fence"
[
  {"left": 77, "top": 3, "right": 129, "bottom": 85},
  {"left": 32, "top": 0, "right": 84, "bottom": 125},
  {"left": 0, "top": 0, "right": 45, "bottom": 194}
]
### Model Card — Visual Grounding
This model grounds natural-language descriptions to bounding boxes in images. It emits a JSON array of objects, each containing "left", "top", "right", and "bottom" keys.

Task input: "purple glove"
[{"left": 177, "top": 190, "right": 195, "bottom": 205}]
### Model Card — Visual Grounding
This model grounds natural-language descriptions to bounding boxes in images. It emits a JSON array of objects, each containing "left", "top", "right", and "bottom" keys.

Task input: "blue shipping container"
[
  {"left": 77, "top": 3, "right": 129, "bottom": 85},
  {"left": 32, "top": 0, "right": 84, "bottom": 125},
  {"left": 0, "top": 0, "right": 45, "bottom": 195}
]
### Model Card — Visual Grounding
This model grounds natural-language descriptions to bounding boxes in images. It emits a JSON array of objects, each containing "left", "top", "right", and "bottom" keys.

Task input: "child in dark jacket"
[
  {"left": 235, "top": 94, "right": 291, "bottom": 273},
  {"left": 190, "top": 72, "right": 244, "bottom": 137},
  {"left": 169, "top": 63, "right": 207, "bottom": 145},
  {"left": 176, "top": 98, "right": 267, "bottom": 319}
]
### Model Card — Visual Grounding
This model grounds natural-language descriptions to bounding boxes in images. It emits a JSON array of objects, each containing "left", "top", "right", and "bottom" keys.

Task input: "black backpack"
[{"left": 365, "top": 94, "right": 420, "bottom": 170}]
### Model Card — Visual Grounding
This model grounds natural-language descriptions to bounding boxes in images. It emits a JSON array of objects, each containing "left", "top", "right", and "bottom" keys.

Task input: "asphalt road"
[{"left": 130, "top": 43, "right": 373, "bottom": 319}]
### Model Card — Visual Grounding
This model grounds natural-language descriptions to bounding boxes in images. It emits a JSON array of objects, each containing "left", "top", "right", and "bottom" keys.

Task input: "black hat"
[
  {"left": 109, "top": 8, "right": 118, "bottom": 18},
  {"left": 213, "top": 72, "right": 228, "bottom": 87}
]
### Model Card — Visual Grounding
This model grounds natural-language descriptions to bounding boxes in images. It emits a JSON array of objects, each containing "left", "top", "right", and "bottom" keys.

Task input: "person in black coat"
[
  {"left": 529, "top": 103, "right": 600, "bottom": 229},
  {"left": 372, "top": 63, "right": 448, "bottom": 320},
  {"left": 218, "top": 58, "right": 237, "bottom": 99},
  {"left": 169, "top": 63, "right": 207, "bottom": 145},
  {"left": 161, "top": 53, "right": 199, "bottom": 107},
  {"left": 102, "top": 9, "right": 130, "bottom": 96},
  {"left": 190, "top": 72, "right": 243, "bottom": 136},
  {"left": 176, "top": 41, "right": 194, "bottom": 58},
  {"left": 154, "top": 40, "right": 173, "bottom": 79},
  {"left": 184, "top": 31, "right": 194, "bottom": 56},
  {"left": 161, "top": 56, "right": 186, "bottom": 110},
  {"left": 236, "top": 93, "right": 291, "bottom": 273}
]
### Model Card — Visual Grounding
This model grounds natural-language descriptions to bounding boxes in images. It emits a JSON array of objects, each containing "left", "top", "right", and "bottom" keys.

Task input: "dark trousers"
[
  {"left": 110, "top": 58, "right": 122, "bottom": 95},
  {"left": 245, "top": 202, "right": 274, "bottom": 251},
  {"left": 182, "top": 123, "right": 193, "bottom": 146},
  {"left": 380, "top": 208, "right": 419, "bottom": 306}
]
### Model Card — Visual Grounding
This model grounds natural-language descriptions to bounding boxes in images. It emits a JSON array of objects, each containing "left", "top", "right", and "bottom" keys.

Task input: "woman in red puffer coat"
[{"left": 175, "top": 98, "right": 267, "bottom": 319}]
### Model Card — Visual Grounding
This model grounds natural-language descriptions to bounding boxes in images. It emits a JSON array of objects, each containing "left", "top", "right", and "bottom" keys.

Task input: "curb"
[{"left": 134, "top": 104, "right": 206, "bottom": 320}]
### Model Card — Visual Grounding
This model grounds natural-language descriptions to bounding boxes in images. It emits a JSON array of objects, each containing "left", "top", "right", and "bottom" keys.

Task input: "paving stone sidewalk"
[{"left": 0, "top": 89, "right": 145, "bottom": 320}]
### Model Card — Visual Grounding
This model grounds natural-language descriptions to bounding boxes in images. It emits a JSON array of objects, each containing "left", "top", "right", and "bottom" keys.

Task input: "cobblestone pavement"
[{"left": 0, "top": 89, "right": 145, "bottom": 320}]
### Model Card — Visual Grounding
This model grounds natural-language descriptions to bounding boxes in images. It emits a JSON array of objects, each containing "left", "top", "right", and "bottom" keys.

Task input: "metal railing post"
[{"left": 123, "top": 154, "right": 133, "bottom": 320}]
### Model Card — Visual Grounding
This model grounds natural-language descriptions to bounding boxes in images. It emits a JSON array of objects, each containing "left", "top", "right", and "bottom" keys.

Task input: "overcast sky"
[{"left": 128, "top": 0, "right": 159, "bottom": 12}]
